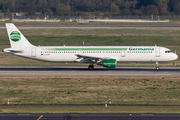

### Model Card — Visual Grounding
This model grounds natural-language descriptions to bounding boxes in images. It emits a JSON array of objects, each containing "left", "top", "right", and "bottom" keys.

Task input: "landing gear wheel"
[
  {"left": 88, "top": 65, "right": 94, "bottom": 70},
  {"left": 156, "top": 67, "right": 159, "bottom": 71}
]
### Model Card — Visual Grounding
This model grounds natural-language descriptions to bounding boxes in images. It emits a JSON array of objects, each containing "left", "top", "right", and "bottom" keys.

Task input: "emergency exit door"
[{"left": 121, "top": 51, "right": 126, "bottom": 57}]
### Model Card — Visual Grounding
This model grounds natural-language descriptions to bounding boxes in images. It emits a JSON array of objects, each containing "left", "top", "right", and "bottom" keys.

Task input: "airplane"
[{"left": 3, "top": 23, "right": 178, "bottom": 70}]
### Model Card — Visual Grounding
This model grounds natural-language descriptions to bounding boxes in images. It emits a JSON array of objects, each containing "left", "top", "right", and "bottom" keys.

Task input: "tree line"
[{"left": 1, "top": 0, "right": 180, "bottom": 16}]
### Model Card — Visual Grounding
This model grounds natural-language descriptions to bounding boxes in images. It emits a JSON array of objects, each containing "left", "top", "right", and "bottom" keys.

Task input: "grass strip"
[
  {"left": 1, "top": 107, "right": 180, "bottom": 114},
  {"left": 1, "top": 76, "right": 180, "bottom": 105}
]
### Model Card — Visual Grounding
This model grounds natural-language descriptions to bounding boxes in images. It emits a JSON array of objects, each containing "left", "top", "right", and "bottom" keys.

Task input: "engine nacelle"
[{"left": 101, "top": 59, "right": 116, "bottom": 68}]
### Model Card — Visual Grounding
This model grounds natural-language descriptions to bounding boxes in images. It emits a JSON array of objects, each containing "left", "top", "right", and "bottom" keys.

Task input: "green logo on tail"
[{"left": 10, "top": 31, "right": 21, "bottom": 42}]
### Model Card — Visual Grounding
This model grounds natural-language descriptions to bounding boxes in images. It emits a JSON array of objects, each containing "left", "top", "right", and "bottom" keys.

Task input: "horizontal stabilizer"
[{"left": 3, "top": 48, "right": 23, "bottom": 53}]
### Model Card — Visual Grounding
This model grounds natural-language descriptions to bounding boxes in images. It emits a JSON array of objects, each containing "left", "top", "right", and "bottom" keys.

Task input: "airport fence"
[{"left": 3, "top": 15, "right": 180, "bottom": 22}]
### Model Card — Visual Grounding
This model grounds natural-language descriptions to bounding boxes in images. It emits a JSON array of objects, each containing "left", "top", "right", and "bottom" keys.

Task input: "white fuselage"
[{"left": 3, "top": 46, "right": 178, "bottom": 63}]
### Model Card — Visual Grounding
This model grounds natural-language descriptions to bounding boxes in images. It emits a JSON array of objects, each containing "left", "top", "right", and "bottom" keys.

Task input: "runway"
[
  {"left": 1, "top": 113, "right": 180, "bottom": 120},
  {"left": 1, "top": 26, "right": 180, "bottom": 29},
  {"left": 0, "top": 66, "right": 179, "bottom": 76}
]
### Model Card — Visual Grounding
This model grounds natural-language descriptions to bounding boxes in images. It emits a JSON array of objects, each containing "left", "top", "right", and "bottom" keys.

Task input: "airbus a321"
[{"left": 3, "top": 23, "right": 178, "bottom": 70}]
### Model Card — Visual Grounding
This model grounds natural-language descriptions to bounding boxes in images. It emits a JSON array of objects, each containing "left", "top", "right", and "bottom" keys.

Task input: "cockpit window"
[{"left": 165, "top": 51, "right": 172, "bottom": 53}]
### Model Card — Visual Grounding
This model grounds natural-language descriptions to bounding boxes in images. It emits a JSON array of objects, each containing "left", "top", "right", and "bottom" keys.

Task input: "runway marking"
[
  {"left": 141, "top": 114, "right": 154, "bottom": 116},
  {"left": 18, "top": 114, "right": 30, "bottom": 115},
  {"left": 109, "top": 74, "right": 173, "bottom": 76},
  {"left": 37, "top": 115, "right": 43, "bottom": 120}
]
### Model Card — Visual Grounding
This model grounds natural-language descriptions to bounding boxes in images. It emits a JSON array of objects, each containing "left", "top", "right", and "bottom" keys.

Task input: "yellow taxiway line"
[{"left": 37, "top": 115, "right": 43, "bottom": 120}]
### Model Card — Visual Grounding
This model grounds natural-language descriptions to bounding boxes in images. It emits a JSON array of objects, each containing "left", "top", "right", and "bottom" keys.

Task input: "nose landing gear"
[{"left": 156, "top": 62, "right": 159, "bottom": 70}]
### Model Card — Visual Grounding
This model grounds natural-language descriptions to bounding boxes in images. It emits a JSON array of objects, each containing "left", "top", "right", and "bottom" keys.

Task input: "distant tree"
[
  {"left": 140, "top": 5, "right": 145, "bottom": 11},
  {"left": 116, "top": 0, "right": 126, "bottom": 10},
  {"left": 28, "top": 10, "right": 36, "bottom": 15},
  {"left": 156, "top": 0, "right": 169, "bottom": 15},
  {"left": 174, "top": 2, "right": 180, "bottom": 14},
  {"left": 4, "top": 8, "right": 11, "bottom": 17},
  {"left": 37, "top": 0, "right": 43, "bottom": 12},
  {"left": 157, "top": 0, "right": 169, "bottom": 5},
  {"left": 146, "top": 5, "right": 159, "bottom": 15},
  {"left": 91, "top": 0, "right": 102, "bottom": 12},
  {"left": 42, "top": 8, "right": 53, "bottom": 15},
  {"left": 85, "top": 1, "right": 95, "bottom": 12},
  {"left": 37, "top": 0, "right": 43, "bottom": 6},
  {"left": 79, "top": 3, "right": 86, "bottom": 12},
  {"left": 137, "top": 0, "right": 158, "bottom": 8},
  {"left": 56, "top": 3, "right": 70, "bottom": 16},
  {"left": 101, "top": 0, "right": 111, "bottom": 12},
  {"left": 46, "top": 8, "right": 53, "bottom": 15},
  {"left": 2, "top": 0, "right": 15, "bottom": 13},
  {"left": 61, "top": 0, "right": 70, "bottom": 6},
  {"left": 69, "top": 0, "right": 86, "bottom": 12},
  {"left": 168, "top": 0, "right": 179, "bottom": 12},
  {"left": 132, "top": 0, "right": 137, "bottom": 12},
  {"left": 110, "top": 2, "right": 120, "bottom": 15},
  {"left": 133, "top": 9, "right": 143, "bottom": 15},
  {"left": 0, "top": 0, "right": 178, "bottom": 16},
  {"left": 121, "top": 9, "right": 131, "bottom": 15},
  {"left": 124, "top": 1, "right": 131, "bottom": 9},
  {"left": 159, "top": 4, "right": 168, "bottom": 14},
  {"left": 43, "top": 0, "right": 48, "bottom": 6}
]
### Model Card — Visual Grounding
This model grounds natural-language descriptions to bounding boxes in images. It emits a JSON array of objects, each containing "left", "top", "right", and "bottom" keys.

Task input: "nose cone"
[
  {"left": 172, "top": 53, "right": 178, "bottom": 60},
  {"left": 175, "top": 54, "right": 178, "bottom": 60}
]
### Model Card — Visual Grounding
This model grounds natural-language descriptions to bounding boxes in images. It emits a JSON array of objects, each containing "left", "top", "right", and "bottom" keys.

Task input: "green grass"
[
  {"left": 0, "top": 28, "right": 180, "bottom": 66},
  {"left": 1, "top": 107, "right": 180, "bottom": 113},
  {"left": 1, "top": 76, "right": 180, "bottom": 106}
]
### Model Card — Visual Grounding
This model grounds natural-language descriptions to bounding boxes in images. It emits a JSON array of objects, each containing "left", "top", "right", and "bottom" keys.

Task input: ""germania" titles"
[{"left": 129, "top": 48, "right": 154, "bottom": 51}]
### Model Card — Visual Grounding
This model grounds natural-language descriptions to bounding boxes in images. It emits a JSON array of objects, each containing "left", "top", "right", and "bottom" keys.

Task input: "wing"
[{"left": 75, "top": 54, "right": 115, "bottom": 63}]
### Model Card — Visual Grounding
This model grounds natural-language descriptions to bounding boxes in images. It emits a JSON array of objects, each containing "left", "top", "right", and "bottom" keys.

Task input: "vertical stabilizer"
[{"left": 5, "top": 23, "right": 34, "bottom": 48}]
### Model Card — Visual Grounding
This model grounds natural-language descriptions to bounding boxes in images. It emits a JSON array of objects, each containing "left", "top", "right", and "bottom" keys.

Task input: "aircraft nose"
[
  {"left": 172, "top": 53, "right": 178, "bottom": 60},
  {"left": 170, "top": 53, "right": 178, "bottom": 60},
  {"left": 175, "top": 54, "right": 178, "bottom": 60}
]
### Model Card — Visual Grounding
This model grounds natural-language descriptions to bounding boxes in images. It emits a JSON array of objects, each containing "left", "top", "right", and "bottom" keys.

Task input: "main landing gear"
[
  {"left": 88, "top": 65, "right": 94, "bottom": 70},
  {"left": 156, "top": 62, "right": 159, "bottom": 70}
]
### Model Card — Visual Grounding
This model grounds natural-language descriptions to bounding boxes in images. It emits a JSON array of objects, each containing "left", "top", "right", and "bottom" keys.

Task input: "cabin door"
[
  {"left": 31, "top": 48, "right": 36, "bottom": 57},
  {"left": 155, "top": 48, "right": 160, "bottom": 57}
]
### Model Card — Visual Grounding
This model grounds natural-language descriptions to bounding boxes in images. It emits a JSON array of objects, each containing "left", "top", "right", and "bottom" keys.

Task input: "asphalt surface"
[
  {"left": 1, "top": 114, "right": 180, "bottom": 120},
  {"left": 0, "top": 66, "right": 179, "bottom": 76},
  {"left": 1, "top": 26, "right": 180, "bottom": 29}
]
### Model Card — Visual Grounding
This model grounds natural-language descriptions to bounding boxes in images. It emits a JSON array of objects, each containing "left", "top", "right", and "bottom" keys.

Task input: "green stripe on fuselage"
[{"left": 43, "top": 48, "right": 127, "bottom": 51}]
